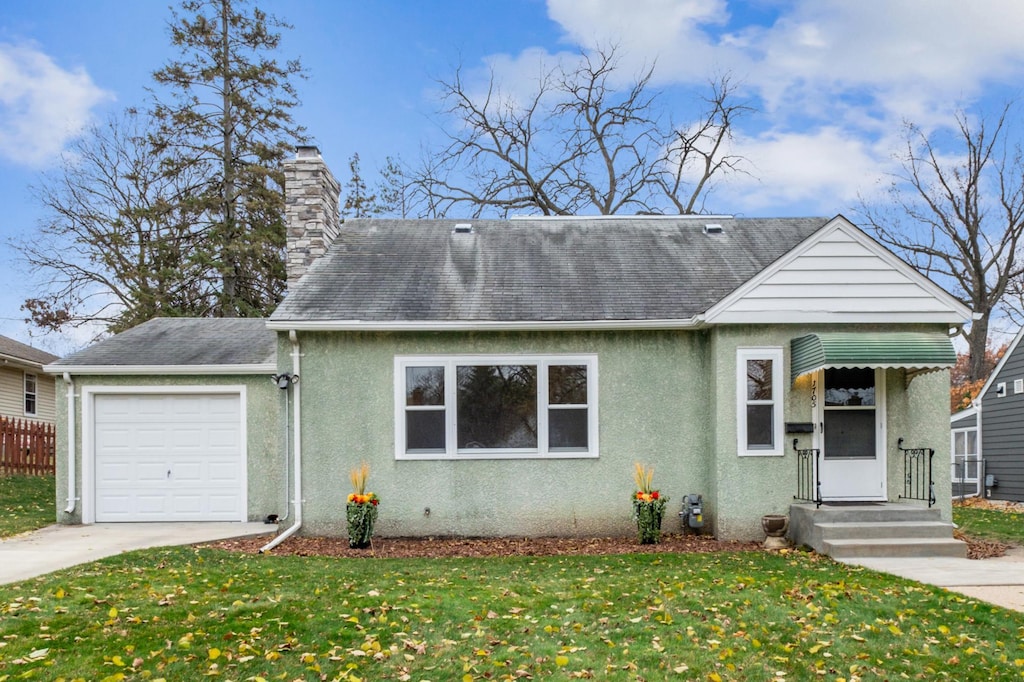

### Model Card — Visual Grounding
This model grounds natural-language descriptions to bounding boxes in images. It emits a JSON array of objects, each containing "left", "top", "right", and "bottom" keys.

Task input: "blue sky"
[{"left": 2, "top": 0, "right": 1023, "bottom": 353}]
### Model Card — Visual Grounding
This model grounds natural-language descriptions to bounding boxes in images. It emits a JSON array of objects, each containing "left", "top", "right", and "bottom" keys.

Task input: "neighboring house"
[
  {"left": 0, "top": 334, "right": 58, "bottom": 425},
  {"left": 957, "top": 325, "right": 1024, "bottom": 502},
  {"left": 48, "top": 147, "right": 972, "bottom": 541},
  {"left": 949, "top": 406, "right": 980, "bottom": 498}
]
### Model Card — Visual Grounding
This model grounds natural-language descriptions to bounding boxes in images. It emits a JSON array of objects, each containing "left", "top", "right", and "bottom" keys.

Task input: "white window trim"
[
  {"left": 394, "top": 354, "right": 599, "bottom": 460},
  {"left": 23, "top": 372, "right": 37, "bottom": 416},
  {"left": 1015, "top": 379, "right": 1023, "bottom": 394},
  {"left": 736, "top": 347, "right": 785, "bottom": 457}
]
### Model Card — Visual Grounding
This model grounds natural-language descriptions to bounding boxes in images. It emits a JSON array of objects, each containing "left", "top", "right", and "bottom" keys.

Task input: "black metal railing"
[
  {"left": 793, "top": 439, "right": 822, "bottom": 507},
  {"left": 897, "top": 437, "right": 935, "bottom": 507}
]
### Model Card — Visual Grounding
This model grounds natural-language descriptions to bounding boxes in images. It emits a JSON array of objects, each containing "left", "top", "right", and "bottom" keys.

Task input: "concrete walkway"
[
  {"left": 0, "top": 522, "right": 272, "bottom": 585},
  {"left": 840, "top": 547, "right": 1024, "bottom": 612}
]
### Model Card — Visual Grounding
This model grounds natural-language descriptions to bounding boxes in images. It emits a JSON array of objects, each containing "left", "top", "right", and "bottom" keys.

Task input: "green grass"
[
  {"left": 1, "top": 547, "right": 1022, "bottom": 681},
  {"left": 954, "top": 504, "right": 1024, "bottom": 544},
  {"left": 0, "top": 475, "right": 54, "bottom": 538}
]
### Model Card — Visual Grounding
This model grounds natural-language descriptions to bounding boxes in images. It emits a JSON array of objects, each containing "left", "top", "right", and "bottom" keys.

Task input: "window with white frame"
[
  {"left": 23, "top": 373, "right": 37, "bottom": 416},
  {"left": 736, "top": 348, "right": 784, "bottom": 456},
  {"left": 952, "top": 427, "right": 980, "bottom": 482},
  {"left": 395, "top": 355, "right": 598, "bottom": 459}
]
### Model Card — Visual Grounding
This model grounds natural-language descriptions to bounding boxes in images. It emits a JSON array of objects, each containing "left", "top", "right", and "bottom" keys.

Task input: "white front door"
[{"left": 816, "top": 368, "right": 886, "bottom": 500}]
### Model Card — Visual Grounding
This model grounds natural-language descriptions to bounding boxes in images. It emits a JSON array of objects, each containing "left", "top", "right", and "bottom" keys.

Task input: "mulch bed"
[
  {"left": 203, "top": 532, "right": 763, "bottom": 559},
  {"left": 205, "top": 505, "right": 1017, "bottom": 560}
]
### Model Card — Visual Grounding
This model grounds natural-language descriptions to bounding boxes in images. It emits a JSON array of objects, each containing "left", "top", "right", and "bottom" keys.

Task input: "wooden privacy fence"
[{"left": 0, "top": 417, "right": 56, "bottom": 476}]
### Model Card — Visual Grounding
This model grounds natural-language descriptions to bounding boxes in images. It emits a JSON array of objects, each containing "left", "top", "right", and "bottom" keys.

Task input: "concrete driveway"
[{"left": 0, "top": 522, "right": 272, "bottom": 585}]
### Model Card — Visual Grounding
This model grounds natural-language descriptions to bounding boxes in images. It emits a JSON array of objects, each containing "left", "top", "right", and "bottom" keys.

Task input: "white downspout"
[
  {"left": 261, "top": 330, "right": 302, "bottom": 552},
  {"left": 62, "top": 372, "right": 77, "bottom": 515}
]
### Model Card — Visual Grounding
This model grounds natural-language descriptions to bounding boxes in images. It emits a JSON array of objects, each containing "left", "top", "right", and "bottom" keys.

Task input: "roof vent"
[
  {"left": 703, "top": 223, "right": 723, "bottom": 235},
  {"left": 452, "top": 223, "right": 474, "bottom": 234}
]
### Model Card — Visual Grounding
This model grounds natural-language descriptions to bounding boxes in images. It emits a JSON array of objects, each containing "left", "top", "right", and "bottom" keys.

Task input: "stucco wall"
[
  {"left": 285, "top": 324, "right": 954, "bottom": 540},
  {"left": 54, "top": 374, "right": 281, "bottom": 524},
  {"left": 288, "top": 330, "right": 713, "bottom": 538},
  {"left": 709, "top": 325, "right": 953, "bottom": 539}
]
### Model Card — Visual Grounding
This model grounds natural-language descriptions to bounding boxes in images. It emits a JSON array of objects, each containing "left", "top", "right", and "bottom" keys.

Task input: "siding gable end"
[{"left": 704, "top": 216, "right": 973, "bottom": 324}]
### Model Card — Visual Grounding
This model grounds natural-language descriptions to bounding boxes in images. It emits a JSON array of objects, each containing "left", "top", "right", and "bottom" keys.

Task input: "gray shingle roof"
[
  {"left": 271, "top": 216, "right": 829, "bottom": 323},
  {"left": 0, "top": 335, "right": 58, "bottom": 366},
  {"left": 51, "top": 318, "right": 276, "bottom": 367}
]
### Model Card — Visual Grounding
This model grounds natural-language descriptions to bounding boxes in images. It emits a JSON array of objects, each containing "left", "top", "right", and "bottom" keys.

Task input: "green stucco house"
[{"left": 46, "top": 147, "right": 973, "bottom": 545}]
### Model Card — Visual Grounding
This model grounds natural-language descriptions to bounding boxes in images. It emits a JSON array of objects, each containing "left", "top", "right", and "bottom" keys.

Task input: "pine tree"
[{"left": 150, "top": 0, "right": 306, "bottom": 317}]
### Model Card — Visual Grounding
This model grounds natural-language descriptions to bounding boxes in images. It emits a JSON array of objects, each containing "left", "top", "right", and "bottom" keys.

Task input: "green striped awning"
[{"left": 790, "top": 332, "right": 957, "bottom": 384}]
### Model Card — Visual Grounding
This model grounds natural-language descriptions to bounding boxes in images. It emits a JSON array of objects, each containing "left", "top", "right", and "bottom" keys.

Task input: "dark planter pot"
[
  {"left": 633, "top": 499, "right": 667, "bottom": 544},
  {"left": 347, "top": 502, "right": 378, "bottom": 549}
]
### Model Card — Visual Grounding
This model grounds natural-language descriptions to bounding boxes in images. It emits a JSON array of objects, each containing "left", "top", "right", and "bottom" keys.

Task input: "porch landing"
[{"left": 789, "top": 503, "right": 966, "bottom": 559}]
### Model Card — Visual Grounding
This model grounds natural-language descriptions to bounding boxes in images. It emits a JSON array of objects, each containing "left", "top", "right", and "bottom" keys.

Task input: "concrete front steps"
[{"left": 789, "top": 503, "right": 966, "bottom": 559}]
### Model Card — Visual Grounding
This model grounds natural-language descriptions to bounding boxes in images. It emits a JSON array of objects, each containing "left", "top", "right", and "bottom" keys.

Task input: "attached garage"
[
  {"left": 91, "top": 391, "right": 245, "bottom": 522},
  {"left": 47, "top": 318, "right": 282, "bottom": 526}
]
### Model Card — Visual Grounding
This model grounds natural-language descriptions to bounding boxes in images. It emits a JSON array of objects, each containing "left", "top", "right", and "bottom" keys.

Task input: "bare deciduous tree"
[
  {"left": 410, "top": 46, "right": 751, "bottom": 217},
  {"left": 20, "top": 113, "right": 214, "bottom": 334},
  {"left": 859, "top": 104, "right": 1024, "bottom": 382}
]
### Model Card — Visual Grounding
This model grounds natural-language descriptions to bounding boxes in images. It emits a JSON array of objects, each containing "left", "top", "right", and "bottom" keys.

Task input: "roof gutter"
[
  {"left": 42, "top": 363, "right": 276, "bottom": 375},
  {"left": 62, "top": 372, "right": 77, "bottom": 515},
  {"left": 261, "top": 330, "right": 302, "bottom": 553},
  {"left": 265, "top": 317, "right": 705, "bottom": 332}
]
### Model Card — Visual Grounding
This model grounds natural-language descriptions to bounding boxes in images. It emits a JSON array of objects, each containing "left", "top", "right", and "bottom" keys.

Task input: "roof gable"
[
  {"left": 0, "top": 334, "right": 58, "bottom": 368},
  {"left": 976, "top": 325, "right": 1024, "bottom": 404},
  {"left": 270, "top": 216, "right": 827, "bottom": 329},
  {"left": 704, "top": 216, "right": 973, "bottom": 324}
]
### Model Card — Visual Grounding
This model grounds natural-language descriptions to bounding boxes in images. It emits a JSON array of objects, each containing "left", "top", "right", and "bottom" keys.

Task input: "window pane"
[
  {"left": 967, "top": 430, "right": 977, "bottom": 455},
  {"left": 24, "top": 374, "right": 36, "bottom": 393},
  {"left": 746, "top": 359, "right": 773, "bottom": 400},
  {"left": 406, "top": 411, "right": 445, "bottom": 451},
  {"left": 824, "top": 367, "right": 875, "bottom": 406},
  {"left": 24, "top": 395, "right": 36, "bottom": 414},
  {"left": 550, "top": 408, "right": 588, "bottom": 449},
  {"left": 457, "top": 365, "right": 537, "bottom": 449},
  {"left": 746, "top": 404, "right": 774, "bottom": 447},
  {"left": 824, "top": 410, "right": 876, "bottom": 458},
  {"left": 954, "top": 432, "right": 965, "bottom": 456},
  {"left": 549, "top": 365, "right": 587, "bottom": 404},
  {"left": 406, "top": 366, "right": 444, "bottom": 406}
]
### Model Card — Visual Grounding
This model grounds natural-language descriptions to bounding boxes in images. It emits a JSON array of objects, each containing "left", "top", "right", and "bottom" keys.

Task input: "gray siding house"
[
  {"left": 964, "top": 326, "right": 1024, "bottom": 501},
  {"left": 47, "top": 147, "right": 973, "bottom": 543}
]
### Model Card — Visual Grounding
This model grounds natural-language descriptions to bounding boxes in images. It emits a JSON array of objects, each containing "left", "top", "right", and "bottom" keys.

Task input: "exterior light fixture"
[{"left": 271, "top": 372, "right": 298, "bottom": 389}]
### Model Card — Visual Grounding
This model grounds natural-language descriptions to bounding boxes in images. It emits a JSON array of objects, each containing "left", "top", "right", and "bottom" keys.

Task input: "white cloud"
[
  {"left": 709, "top": 127, "right": 891, "bottom": 215},
  {"left": 0, "top": 42, "right": 113, "bottom": 167},
  {"left": 546, "top": 0, "right": 732, "bottom": 83}
]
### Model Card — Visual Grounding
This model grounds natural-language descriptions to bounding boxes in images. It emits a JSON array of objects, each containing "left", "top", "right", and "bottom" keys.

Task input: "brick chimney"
[{"left": 284, "top": 145, "right": 341, "bottom": 289}]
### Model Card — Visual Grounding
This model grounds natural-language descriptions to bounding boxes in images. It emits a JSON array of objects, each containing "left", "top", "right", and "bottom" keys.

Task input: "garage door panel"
[
  {"left": 208, "top": 495, "right": 239, "bottom": 514},
  {"left": 94, "top": 392, "right": 243, "bottom": 522},
  {"left": 135, "top": 462, "right": 169, "bottom": 482},
  {"left": 172, "top": 462, "right": 203, "bottom": 482},
  {"left": 97, "top": 460, "right": 133, "bottom": 482},
  {"left": 208, "top": 462, "right": 237, "bottom": 481}
]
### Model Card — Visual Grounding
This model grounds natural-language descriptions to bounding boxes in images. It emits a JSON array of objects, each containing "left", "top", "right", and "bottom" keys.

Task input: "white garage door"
[{"left": 93, "top": 393, "right": 244, "bottom": 522}]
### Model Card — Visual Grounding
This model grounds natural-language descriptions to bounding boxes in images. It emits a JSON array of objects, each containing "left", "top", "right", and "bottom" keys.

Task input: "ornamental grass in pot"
[
  {"left": 632, "top": 462, "right": 668, "bottom": 544},
  {"left": 346, "top": 461, "right": 379, "bottom": 549}
]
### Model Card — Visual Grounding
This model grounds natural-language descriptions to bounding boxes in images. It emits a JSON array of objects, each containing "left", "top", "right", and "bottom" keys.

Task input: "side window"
[
  {"left": 737, "top": 348, "right": 784, "bottom": 456},
  {"left": 24, "top": 373, "right": 37, "bottom": 416}
]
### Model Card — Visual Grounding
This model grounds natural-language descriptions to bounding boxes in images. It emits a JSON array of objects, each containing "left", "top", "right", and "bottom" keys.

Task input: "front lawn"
[
  {"left": 954, "top": 503, "right": 1024, "bottom": 545},
  {"left": 1, "top": 546, "right": 1021, "bottom": 680},
  {"left": 0, "top": 475, "right": 54, "bottom": 538}
]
